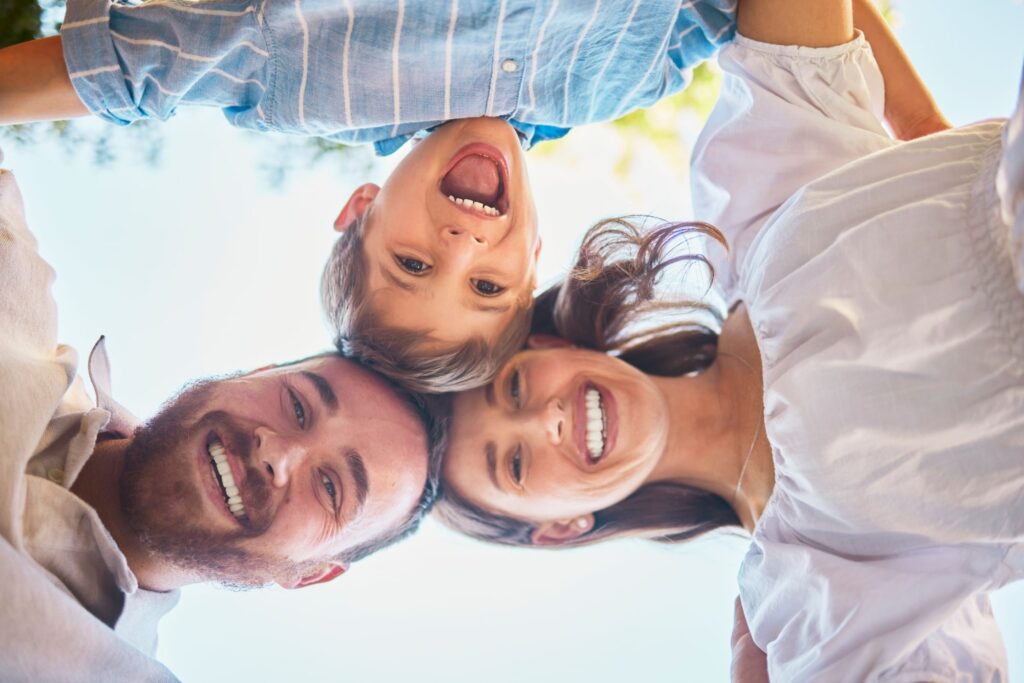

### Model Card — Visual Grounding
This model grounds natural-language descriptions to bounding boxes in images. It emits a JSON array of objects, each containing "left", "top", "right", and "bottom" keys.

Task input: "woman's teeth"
[
  {"left": 585, "top": 388, "right": 606, "bottom": 461},
  {"left": 447, "top": 194, "right": 500, "bottom": 216},
  {"left": 208, "top": 439, "right": 246, "bottom": 519}
]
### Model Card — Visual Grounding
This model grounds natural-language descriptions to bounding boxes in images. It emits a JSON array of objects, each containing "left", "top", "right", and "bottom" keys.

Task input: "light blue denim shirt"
[{"left": 62, "top": 0, "right": 735, "bottom": 155}]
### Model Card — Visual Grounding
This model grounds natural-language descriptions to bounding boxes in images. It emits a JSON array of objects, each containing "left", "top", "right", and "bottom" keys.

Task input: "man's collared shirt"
[
  {"left": 0, "top": 162, "right": 179, "bottom": 682},
  {"left": 60, "top": 0, "right": 735, "bottom": 154}
]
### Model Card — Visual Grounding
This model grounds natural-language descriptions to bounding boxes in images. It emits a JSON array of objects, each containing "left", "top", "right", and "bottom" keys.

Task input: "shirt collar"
[{"left": 87, "top": 336, "right": 142, "bottom": 437}]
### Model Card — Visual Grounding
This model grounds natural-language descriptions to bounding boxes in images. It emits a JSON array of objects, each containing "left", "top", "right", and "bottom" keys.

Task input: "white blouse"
[{"left": 691, "top": 35, "right": 1023, "bottom": 682}]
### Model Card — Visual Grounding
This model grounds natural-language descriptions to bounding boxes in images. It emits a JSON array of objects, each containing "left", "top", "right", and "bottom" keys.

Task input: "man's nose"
[{"left": 254, "top": 426, "right": 309, "bottom": 488}]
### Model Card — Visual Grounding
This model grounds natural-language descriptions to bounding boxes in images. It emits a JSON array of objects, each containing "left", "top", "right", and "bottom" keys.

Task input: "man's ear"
[
  {"left": 277, "top": 562, "right": 347, "bottom": 590},
  {"left": 530, "top": 514, "right": 594, "bottom": 546},
  {"left": 526, "top": 333, "right": 573, "bottom": 350},
  {"left": 334, "top": 183, "right": 380, "bottom": 232}
]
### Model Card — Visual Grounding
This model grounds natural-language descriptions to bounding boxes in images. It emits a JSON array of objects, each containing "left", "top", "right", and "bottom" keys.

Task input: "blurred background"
[{"left": 3, "top": 1, "right": 1022, "bottom": 680}]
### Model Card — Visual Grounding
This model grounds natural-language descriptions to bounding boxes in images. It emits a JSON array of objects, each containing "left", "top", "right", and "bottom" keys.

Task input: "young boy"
[
  {"left": 0, "top": 0, "right": 737, "bottom": 391},
  {"left": 0, "top": 0, "right": 943, "bottom": 392}
]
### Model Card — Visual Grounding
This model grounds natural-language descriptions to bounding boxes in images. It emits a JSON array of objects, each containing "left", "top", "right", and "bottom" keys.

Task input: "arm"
[
  {"left": 731, "top": 597, "right": 769, "bottom": 683},
  {"left": 737, "top": 0, "right": 854, "bottom": 48},
  {"left": 0, "top": 36, "right": 89, "bottom": 125},
  {"left": 852, "top": 0, "right": 950, "bottom": 140}
]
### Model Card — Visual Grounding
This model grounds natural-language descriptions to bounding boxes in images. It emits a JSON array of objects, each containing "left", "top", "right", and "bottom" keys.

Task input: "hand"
[{"left": 731, "top": 597, "right": 769, "bottom": 683}]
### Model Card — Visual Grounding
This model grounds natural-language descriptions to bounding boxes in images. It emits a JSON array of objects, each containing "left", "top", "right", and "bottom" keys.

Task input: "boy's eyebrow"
[
  {"left": 301, "top": 371, "right": 338, "bottom": 413},
  {"left": 378, "top": 263, "right": 416, "bottom": 292},
  {"left": 484, "top": 383, "right": 496, "bottom": 407},
  {"left": 470, "top": 300, "right": 512, "bottom": 314}
]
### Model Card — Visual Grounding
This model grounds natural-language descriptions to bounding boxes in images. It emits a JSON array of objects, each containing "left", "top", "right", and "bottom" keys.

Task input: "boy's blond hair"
[{"left": 320, "top": 215, "right": 533, "bottom": 393}]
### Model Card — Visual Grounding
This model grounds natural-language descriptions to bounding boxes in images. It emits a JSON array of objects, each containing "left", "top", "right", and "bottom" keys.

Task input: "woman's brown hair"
[{"left": 433, "top": 216, "right": 743, "bottom": 548}]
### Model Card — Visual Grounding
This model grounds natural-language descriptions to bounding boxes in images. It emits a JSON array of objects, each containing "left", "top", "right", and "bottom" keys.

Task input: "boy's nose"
[{"left": 444, "top": 225, "right": 488, "bottom": 246}]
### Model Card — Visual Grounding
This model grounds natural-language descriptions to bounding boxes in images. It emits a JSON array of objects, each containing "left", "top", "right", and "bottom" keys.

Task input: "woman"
[{"left": 436, "top": 1, "right": 1024, "bottom": 680}]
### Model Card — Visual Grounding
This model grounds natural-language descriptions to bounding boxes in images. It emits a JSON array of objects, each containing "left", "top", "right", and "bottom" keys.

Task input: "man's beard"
[{"left": 119, "top": 379, "right": 311, "bottom": 589}]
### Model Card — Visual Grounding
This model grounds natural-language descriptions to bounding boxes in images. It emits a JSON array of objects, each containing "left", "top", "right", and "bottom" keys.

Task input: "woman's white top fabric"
[{"left": 691, "top": 34, "right": 1023, "bottom": 682}]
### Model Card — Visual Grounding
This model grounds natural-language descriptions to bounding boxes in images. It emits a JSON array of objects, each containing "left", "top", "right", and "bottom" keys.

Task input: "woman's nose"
[
  {"left": 539, "top": 396, "right": 565, "bottom": 446},
  {"left": 254, "top": 426, "right": 309, "bottom": 488}
]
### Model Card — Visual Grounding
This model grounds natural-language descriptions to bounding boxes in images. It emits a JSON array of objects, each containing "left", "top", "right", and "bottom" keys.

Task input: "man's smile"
[{"left": 201, "top": 432, "right": 251, "bottom": 527}]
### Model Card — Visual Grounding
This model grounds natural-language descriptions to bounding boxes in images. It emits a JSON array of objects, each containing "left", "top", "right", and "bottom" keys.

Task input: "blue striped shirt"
[{"left": 62, "top": 0, "right": 735, "bottom": 155}]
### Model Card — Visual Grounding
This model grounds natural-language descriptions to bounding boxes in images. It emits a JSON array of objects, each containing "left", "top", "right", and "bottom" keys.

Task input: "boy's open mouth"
[{"left": 439, "top": 143, "right": 510, "bottom": 218}]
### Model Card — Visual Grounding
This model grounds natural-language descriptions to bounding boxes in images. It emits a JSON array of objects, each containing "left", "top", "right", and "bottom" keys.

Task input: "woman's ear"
[
  {"left": 526, "top": 334, "right": 572, "bottom": 350},
  {"left": 530, "top": 514, "right": 594, "bottom": 546},
  {"left": 277, "top": 562, "right": 347, "bottom": 590},
  {"left": 334, "top": 183, "right": 380, "bottom": 232}
]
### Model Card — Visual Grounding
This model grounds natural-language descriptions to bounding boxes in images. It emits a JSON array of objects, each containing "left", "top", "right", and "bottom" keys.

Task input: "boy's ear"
[
  {"left": 334, "top": 183, "right": 380, "bottom": 232},
  {"left": 526, "top": 334, "right": 572, "bottom": 350},
  {"left": 530, "top": 515, "right": 594, "bottom": 546},
  {"left": 277, "top": 562, "right": 347, "bottom": 590}
]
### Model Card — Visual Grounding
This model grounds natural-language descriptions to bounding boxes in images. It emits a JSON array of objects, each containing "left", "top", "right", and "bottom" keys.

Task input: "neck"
[
  {"left": 71, "top": 439, "right": 196, "bottom": 592},
  {"left": 643, "top": 309, "right": 773, "bottom": 532}
]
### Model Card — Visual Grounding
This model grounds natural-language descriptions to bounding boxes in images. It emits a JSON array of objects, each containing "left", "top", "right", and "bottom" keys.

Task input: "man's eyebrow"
[
  {"left": 378, "top": 262, "right": 417, "bottom": 292},
  {"left": 346, "top": 450, "right": 369, "bottom": 520},
  {"left": 485, "top": 441, "right": 501, "bottom": 491},
  {"left": 301, "top": 371, "right": 337, "bottom": 413}
]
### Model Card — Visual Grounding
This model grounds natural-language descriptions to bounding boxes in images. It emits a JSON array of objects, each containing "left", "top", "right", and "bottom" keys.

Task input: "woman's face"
[{"left": 443, "top": 344, "right": 671, "bottom": 525}]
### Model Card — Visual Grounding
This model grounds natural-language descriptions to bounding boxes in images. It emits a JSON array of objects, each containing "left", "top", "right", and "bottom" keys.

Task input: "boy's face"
[{"left": 337, "top": 118, "right": 540, "bottom": 346}]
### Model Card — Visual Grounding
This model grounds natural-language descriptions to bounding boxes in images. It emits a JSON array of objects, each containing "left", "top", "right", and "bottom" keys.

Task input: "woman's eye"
[
  {"left": 472, "top": 279, "right": 504, "bottom": 296},
  {"left": 508, "top": 368, "right": 522, "bottom": 408},
  {"left": 320, "top": 471, "right": 338, "bottom": 511},
  {"left": 288, "top": 389, "right": 306, "bottom": 428},
  {"left": 396, "top": 256, "right": 431, "bottom": 274},
  {"left": 510, "top": 448, "right": 523, "bottom": 486}
]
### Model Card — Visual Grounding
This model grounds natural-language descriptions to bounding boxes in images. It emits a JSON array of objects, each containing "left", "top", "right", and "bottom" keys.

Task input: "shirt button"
[
  {"left": 501, "top": 59, "right": 518, "bottom": 73},
  {"left": 47, "top": 468, "right": 65, "bottom": 485}
]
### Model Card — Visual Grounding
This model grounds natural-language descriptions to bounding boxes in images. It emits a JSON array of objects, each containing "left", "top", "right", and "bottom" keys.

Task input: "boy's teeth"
[
  {"left": 447, "top": 194, "right": 499, "bottom": 216},
  {"left": 584, "top": 388, "right": 606, "bottom": 460},
  {"left": 207, "top": 439, "right": 246, "bottom": 519}
]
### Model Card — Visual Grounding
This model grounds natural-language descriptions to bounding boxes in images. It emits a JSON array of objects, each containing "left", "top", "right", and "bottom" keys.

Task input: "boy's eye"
[
  {"left": 288, "top": 388, "right": 306, "bottom": 428},
  {"left": 396, "top": 256, "right": 431, "bottom": 274},
  {"left": 472, "top": 279, "right": 504, "bottom": 296},
  {"left": 508, "top": 368, "right": 522, "bottom": 408}
]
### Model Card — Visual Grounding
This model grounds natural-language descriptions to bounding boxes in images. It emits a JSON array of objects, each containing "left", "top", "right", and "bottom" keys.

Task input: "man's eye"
[
  {"left": 472, "top": 279, "right": 504, "bottom": 296},
  {"left": 508, "top": 368, "right": 522, "bottom": 408},
  {"left": 396, "top": 256, "right": 431, "bottom": 274},
  {"left": 320, "top": 471, "right": 338, "bottom": 511},
  {"left": 288, "top": 389, "right": 306, "bottom": 428},
  {"left": 509, "top": 448, "right": 524, "bottom": 486}
]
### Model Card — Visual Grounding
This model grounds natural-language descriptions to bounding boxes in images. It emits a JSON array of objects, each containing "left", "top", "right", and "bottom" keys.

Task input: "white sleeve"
[
  {"left": 691, "top": 31, "right": 895, "bottom": 298},
  {"left": 879, "top": 594, "right": 1007, "bottom": 683},
  {"left": 740, "top": 540, "right": 1008, "bottom": 683}
]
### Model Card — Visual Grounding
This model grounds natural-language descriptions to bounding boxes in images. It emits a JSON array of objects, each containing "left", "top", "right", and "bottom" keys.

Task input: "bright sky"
[{"left": 5, "top": 1, "right": 1023, "bottom": 681}]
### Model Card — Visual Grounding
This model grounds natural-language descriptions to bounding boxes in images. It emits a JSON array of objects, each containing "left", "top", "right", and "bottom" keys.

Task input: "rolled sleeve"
[{"left": 61, "top": 0, "right": 272, "bottom": 128}]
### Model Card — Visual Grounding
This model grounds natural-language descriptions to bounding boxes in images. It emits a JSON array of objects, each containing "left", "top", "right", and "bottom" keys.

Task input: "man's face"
[
  {"left": 340, "top": 117, "right": 541, "bottom": 346},
  {"left": 120, "top": 355, "right": 429, "bottom": 588}
]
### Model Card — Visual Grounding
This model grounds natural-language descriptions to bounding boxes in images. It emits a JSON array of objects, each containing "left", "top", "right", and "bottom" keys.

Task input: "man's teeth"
[
  {"left": 208, "top": 440, "right": 246, "bottom": 519},
  {"left": 585, "top": 388, "right": 606, "bottom": 461},
  {"left": 447, "top": 194, "right": 500, "bottom": 216}
]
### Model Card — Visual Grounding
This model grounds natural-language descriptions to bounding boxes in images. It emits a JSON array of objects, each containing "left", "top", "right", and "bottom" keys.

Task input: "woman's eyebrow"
[
  {"left": 485, "top": 441, "right": 502, "bottom": 491},
  {"left": 300, "top": 371, "right": 338, "bottom": 413}
]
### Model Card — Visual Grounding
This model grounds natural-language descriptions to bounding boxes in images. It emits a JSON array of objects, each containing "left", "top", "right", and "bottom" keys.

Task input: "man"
[{"left": 0, "top": 148, "right": 447, "bottom": 681}]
